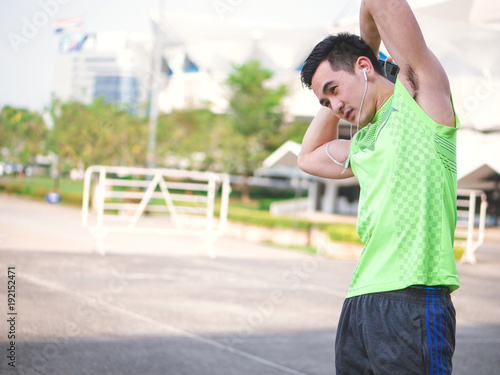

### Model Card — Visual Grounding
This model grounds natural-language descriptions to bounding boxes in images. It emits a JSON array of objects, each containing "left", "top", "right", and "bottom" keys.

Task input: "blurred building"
[
  {"left": 151, "top": 11, "right": 326, "bottom": 117},
  {"left": 52, "top": 31, "right": 154, "bottom": 113}
]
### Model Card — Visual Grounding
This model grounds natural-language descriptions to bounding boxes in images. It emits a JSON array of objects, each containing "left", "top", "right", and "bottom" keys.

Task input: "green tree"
[
  {"left": 224, "top": 60, "right": 288, "bottom": 202},
  {"left": 280, "top": 119, "right": 310, "bottom": 144},
  {"left": 0, "top": 106, "right": 47, "bottom": 165},
  {"left": 48, "top": 98, "right": 148, "bottom": 173},
  {"left": 156, "top": 107, "right": 231, "bottom": 171}
]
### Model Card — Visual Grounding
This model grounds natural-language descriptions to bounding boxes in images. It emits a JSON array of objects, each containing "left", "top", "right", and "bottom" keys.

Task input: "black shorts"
[{"left": 335, "top": 287, "right": 456, "bottom": 375}]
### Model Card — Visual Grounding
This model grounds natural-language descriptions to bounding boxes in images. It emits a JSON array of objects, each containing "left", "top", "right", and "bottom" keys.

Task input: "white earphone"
[{"left": 325, "top": 67, "right": 369, "bottom": 174}]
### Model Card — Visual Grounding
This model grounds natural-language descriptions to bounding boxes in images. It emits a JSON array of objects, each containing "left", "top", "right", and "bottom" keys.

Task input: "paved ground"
[{"left": 0, "top": 193, "right": 499, "bottom": 375}]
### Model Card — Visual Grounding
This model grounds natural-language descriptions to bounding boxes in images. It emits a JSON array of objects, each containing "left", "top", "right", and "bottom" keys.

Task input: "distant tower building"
[{"left": 53, "top": 30, "right": 153, "bottom": 114}]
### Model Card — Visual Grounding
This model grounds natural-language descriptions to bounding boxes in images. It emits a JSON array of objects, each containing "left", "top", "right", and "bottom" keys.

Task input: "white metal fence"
[
  {"left": 456, "top": 189, "right": 488, "bottom": 264},
  {"left": 82, "top": 166, "right": 231, "bottom": 257},
  {"left": 269, "top": 198, "right": 309, "bottom": 216}
]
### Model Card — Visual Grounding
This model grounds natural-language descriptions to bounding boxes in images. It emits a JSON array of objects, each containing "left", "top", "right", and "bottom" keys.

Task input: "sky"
[{"left": 0, "top": 0, "right": 342, "bottom": 112}]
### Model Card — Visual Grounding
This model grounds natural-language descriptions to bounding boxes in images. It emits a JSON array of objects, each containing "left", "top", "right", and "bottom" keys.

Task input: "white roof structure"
[
  {"left": 259, "top": 141, "right": 310, "bottom": 179},
  {"left": 152, "top": 11, "right": 327, "bottom": 115},
  {"left": 153, "top": 13, "right": 323, "bottom": 74},
  {"left": 263, "top": 141, "right": 302, "bottom": 169},
  {"left": 414, "top": 0, "right": 500, "bottom": 24},
  {"left": 261, "top": 140, "right": 357, "bottom": 184}
]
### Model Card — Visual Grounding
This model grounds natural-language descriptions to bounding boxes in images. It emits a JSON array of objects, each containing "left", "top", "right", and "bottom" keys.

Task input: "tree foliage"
[
  {"left": 1, "top": 62, "right": 306, "bottom": 182},
  {"left": 0, "top": 106, "right": 47, "bottom": 165},
  {"left": 47, "top": 98, "right": 148, "bottom": 173},
  {"left": 156, "top": 107, "right": 230, "bottom": 170},
  {"left": 224, "top": 60, "right": 288, "bottom": 175}
]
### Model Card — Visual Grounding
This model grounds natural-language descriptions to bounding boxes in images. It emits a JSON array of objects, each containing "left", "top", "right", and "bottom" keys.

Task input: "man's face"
[{"left": 311, "top": 60, "right": 370, "bottom": 126}]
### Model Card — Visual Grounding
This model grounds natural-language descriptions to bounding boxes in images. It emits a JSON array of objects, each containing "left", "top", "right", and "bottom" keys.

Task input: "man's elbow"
[{"left": 297, "top": 152, "right": 310, "bottom": 174}]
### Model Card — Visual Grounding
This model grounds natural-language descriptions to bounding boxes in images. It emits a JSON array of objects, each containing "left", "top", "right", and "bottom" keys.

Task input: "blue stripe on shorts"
[{"left": 425, "top": 288, "right": 452, "bottom": 375}]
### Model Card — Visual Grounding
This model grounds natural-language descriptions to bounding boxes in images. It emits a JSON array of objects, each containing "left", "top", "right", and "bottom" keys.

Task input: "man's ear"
[
  {"left": 356, "top": 56, "right": 373, "bottom": 74},
  {"left": 355, "top": 57, "right": 373, "bottom": 81}
]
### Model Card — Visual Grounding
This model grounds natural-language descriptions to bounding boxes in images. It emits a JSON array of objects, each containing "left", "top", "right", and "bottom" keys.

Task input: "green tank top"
[{"left": 347, "top": 78, "right": 460, "bottom": 298}]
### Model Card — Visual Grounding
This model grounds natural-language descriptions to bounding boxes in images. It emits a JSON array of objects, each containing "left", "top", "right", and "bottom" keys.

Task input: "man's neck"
[{"left": 374, "top": 79, "right": 395, "bottom": 114}]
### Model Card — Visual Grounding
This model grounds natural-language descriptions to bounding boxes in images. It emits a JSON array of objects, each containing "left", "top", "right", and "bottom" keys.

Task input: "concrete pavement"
[{"left": 0, "top": 193, "right": 499, "bottom": 374}]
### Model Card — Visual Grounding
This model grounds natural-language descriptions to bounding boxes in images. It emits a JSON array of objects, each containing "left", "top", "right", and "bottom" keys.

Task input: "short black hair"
[{"left": 300, "top": 32, "right": 384, "bottom": 89}]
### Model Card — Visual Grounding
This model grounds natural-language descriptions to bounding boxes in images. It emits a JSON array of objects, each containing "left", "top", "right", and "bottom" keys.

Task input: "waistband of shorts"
[{"left": 368, "top": 286, "right": 452, "bottom": 304}]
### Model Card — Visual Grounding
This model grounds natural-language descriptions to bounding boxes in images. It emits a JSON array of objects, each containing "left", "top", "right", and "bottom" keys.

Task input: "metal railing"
[
  {"left": 456, "top": 189, "right": 488, "bottom": 264},
  {"left": 82, "top": 166, "right": 231, "bottom": 257},
  {"left": 269, "top": 198, "right": 309, "bottom": 216}
]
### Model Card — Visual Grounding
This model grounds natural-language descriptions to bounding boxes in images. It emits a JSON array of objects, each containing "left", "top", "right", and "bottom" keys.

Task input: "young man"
[{"left": 298, "top": 0, "right": 459, "bottom": 374}]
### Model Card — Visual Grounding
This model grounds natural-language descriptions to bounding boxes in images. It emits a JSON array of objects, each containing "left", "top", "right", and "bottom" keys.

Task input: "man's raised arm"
[
  {"left": 297, "top": 106, "right": 354, "bottom": 180},
  {"left": 360, "top": 0, "right": 456, "bottom": 127}
]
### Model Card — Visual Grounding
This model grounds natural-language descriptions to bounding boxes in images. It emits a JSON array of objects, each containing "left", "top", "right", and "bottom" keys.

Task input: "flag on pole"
[
  {"left": 58, "top": 33, "right": 88, "bottom": 52},
  {"left": 54, "top": 16, "right": 83, "bottom": 33}
]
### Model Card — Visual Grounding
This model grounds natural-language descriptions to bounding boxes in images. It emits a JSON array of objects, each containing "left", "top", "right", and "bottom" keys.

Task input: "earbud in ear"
[{"left": 363, "top": 68, "right": 368, "bottom": 81}]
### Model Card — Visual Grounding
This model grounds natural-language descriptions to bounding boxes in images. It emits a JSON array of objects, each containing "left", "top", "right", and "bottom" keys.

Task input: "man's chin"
[{"left": 358, "top": 119, "right": 372, "bottom": 129}]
